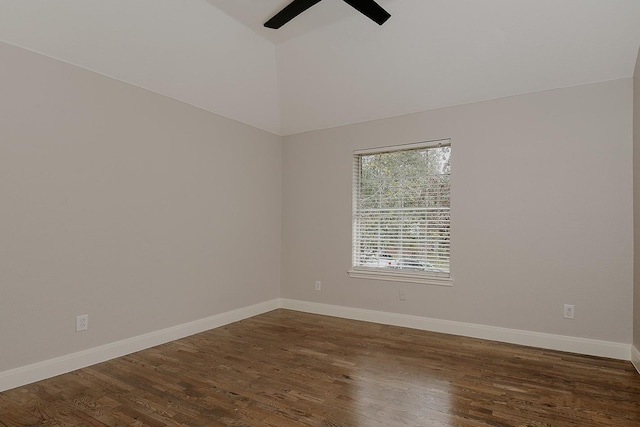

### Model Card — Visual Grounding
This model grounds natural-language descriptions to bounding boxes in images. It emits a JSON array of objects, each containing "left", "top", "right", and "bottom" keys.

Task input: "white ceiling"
[
  {"left": 0, "top": 0, "right": 282, "bottom": 134},
  {"left": 1, "top": 0, "right": 640, "bottom": 136},
  {"left": 277, "top": 0, "right": 640, "bottom": 134}
]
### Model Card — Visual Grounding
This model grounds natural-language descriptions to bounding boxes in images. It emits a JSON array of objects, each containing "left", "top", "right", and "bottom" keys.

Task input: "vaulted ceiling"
[{"left": 1, "top": 0, "right": 639, "bottom": 136}]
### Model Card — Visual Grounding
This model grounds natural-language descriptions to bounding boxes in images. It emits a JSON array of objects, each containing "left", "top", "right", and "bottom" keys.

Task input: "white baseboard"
[
  {"left": 2, "top": 298, "right": 633, "bottom": 393},
  {"left": 632, "top": 346, "right": 640, "bottom": 374},
  {"left": 0, "top": 299, "right": 280, "bottom": 393},
  {"left": 279, "top": 299, "right": 631, "bottom": 361}
]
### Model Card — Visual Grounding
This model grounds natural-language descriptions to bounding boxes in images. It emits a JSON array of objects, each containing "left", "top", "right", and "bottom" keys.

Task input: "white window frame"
[{"left": 348, "top": 139, "right": 452, "bottom": 286}]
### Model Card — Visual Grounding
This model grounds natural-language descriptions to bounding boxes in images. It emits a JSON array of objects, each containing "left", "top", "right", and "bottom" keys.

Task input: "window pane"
[{"left": 353, "top": 143, "right": 450, "bottom": 276}]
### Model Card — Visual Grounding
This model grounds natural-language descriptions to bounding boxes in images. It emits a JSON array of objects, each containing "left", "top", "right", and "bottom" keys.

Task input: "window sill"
[{"left": 347, "top": 269, "right": 453, "bottom": 286}]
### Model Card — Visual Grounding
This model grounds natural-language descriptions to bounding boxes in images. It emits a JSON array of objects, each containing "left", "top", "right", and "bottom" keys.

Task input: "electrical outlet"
[
  {"left": 315, "top": 281, "right": 321, "bottom": 291},
  {"left": 563, "top": 304, "right": 575, "bottom": 320},
  {"left": 399, "top": 290, "right": 406, "bottom": 301},
  {"left": 76, "top": 314, "right": 89, "bottom": 332}
]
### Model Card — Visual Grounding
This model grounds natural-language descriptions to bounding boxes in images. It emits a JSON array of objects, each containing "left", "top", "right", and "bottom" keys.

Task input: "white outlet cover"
[
  {"left": 563, "top": 305, "right": 575, "bottom": 319},
  {"left": 76, "top": 314, "right": 89, "bottom": 331}
]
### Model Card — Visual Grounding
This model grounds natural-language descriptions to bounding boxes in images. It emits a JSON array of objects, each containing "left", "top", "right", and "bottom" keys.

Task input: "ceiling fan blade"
[
  {"left": 342, "top": 0, "right": 391, "bottom": 25},
  {"left": 264, "top": 0, "right": 323, "bottom": 29}
]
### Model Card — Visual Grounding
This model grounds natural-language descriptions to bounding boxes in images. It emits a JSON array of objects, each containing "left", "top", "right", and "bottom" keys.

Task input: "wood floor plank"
[{"left": 1, "top": 309, "right": 639, "bottom": 426}]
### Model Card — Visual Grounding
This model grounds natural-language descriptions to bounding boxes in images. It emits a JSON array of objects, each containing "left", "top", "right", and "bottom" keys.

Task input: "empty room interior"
[{"left": 2, "top": 0, "right": 640, "bottom": 425}]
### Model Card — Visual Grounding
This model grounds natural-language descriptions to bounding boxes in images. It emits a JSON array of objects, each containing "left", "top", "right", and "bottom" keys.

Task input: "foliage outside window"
[{"left": 349, "top": 140, "right": 451, "bottom": 285}]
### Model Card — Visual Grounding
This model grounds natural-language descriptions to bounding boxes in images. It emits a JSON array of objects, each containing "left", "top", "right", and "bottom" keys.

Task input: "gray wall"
[
  {"left": 1, "top": 38, "right": 636, "bottom": 376},
  {"left": 0, "top": 41, "right": 282, "bottom": 372},
  {"left": 282, "top": 79, "right": 634, "bottom": 344}
]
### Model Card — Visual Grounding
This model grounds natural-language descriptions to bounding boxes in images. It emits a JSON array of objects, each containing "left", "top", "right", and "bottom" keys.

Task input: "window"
[{"left": 349, "top": 140, "right": 451, "bottom": 285}]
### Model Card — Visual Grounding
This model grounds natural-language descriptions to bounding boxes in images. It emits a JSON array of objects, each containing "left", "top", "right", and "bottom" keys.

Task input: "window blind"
[{"left": 352, "top": 140, "right": 451, "bottom": 279}]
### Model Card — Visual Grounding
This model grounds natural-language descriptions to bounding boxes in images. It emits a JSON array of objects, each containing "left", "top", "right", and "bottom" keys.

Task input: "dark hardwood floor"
[{"left": 1, "top": 309, "right": 639, "bottom": 426}]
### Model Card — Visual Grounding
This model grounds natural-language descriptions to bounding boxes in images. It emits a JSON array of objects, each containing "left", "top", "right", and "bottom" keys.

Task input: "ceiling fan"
[{"left": 264, "top": 0, "right": 391, "bottom": 29}]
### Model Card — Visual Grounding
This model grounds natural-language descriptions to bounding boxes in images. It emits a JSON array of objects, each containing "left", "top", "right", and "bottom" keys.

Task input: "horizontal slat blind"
[{"left": 352, "top": 141, "right": 451, "bottom": 277}]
